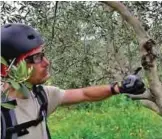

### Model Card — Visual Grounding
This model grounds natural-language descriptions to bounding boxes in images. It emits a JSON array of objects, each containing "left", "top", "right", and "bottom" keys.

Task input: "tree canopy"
[{"left": 1, "top": 1, "right": 162, "bottom": 114}]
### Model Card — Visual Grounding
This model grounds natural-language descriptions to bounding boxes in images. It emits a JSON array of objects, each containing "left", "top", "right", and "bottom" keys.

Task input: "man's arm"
[
  {"left": 61, "top": 85, "right": 119, "bottom": 105},
  {"left": 61, "top": 74, "right": 146, "bottom": 105}
]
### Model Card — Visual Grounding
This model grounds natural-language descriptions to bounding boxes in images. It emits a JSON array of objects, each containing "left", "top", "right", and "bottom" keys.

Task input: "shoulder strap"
[
  {"left": 1, "top": 110, "right": 6, "bottom": 139},
  {"left": 6, "top": 114, "right": 44, "bottom": 137},
  {"left": 1, "top": 85, "right": 52, "bottom": 139},
  {"left": 32, "top": 85, "right": 48, "bottom": 115},
  {"left": 1, "top": 102, "right": 18, "bottom": 139},
  {"left": 34, "top": 85, "right": 48, "bottom": 115},
  {"left": 32, "top": 85, "right": 51, "bottom": 139}
]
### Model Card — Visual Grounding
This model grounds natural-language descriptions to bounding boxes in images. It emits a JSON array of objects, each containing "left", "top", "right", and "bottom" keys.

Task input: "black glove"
[
  {"left": 118, "top": 74, "right": 146, "bottom": 94},
  {"left": 111, "top": 67, "right": 146, "bottom": 95}
]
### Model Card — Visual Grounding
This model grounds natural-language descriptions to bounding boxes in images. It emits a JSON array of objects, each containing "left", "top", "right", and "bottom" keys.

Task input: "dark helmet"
[{"left": 1, "top": 23, "right": 44, "bottom": 62}]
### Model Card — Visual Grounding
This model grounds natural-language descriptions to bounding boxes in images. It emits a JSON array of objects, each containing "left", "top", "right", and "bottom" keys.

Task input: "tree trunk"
[{"left": 102, "top": 1, "right": 162, "bottom": 115}]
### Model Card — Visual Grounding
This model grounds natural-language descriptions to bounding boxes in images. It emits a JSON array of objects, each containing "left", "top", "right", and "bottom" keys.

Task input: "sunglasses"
[{"left": 25, "top": 52, "right": 45, "bottom": 64}]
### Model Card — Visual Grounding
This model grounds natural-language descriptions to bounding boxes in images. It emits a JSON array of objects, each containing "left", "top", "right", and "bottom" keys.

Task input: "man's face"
[{"left": 25, "top": 47, "right": 50, "bottom": 85}]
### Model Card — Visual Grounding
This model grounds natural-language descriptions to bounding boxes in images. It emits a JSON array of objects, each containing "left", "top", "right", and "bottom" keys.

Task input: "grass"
[{"left": 48, "top": 95, "right": 162, "bottom": 139}]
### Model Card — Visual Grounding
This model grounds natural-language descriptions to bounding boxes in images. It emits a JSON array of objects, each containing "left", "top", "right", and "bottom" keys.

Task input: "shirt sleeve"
[{"left": 42, "top": 85, "right": 65, "bottom": 116}]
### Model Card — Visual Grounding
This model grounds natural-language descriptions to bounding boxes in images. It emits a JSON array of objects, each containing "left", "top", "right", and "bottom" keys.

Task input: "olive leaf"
[
  {"left": 1, "top": 60, "right": 33, "bottom": 102},
  {"left": 8, "top": 60, "right": 33, "bottom": 83},
  {"left": 17, "top": 60, "right": 27, "bottom": 78},
  {"left": 7, "top": 79, "right": 21, "bottom": 90},
  {"left": 1, "top": 56, "right": 8, "bottom": 66},
  {"left": 1, "top": 103, "right": 16, "bottom": 109},
  {"left": 24, "top": 82, "right": 33, "bottom": 89},
  {"left": 18, "top": 83, "right": 30, "bottom": 98},
  {"left": 27, "top": 66, "right": 33, "bottom": 76}
]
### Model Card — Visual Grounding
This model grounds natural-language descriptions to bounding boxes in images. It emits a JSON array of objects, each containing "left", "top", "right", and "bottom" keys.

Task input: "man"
[{"left": 1, "top": 23, "right": 145, "bottom": 139}]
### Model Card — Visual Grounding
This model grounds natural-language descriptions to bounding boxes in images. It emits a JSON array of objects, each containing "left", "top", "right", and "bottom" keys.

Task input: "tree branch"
[
  {"left": 125, "top": 89, "right": 154, "bottom": 101},
  {"left": 101, "top": 1, "right": 162, "bottom": 114},
  {"left": 139, "top": 99, "right": 160, "bottom": 114},
  {"left": 101, "top": 1, "right": 148, "bottom": 44}
]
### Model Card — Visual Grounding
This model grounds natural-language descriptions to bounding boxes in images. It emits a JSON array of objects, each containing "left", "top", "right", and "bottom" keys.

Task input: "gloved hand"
[
  {"left": 118, "top": 74, "right": 146, "bottom": 94},
  {"left": 111, "top": 73, "right": 145, "bottom": 95}
]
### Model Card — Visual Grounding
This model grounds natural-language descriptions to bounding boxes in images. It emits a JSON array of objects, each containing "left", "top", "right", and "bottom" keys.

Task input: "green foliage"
[
  {"left": 1, "top": 57, "right": 33, "bottom": 108},
  {"left": 1, "top": 1, "right": 162, "bottom": 87},
  {"left": 8, "top": 60, "right": 33, "bottom": 83},
  {"left": 1, "top": 102, "right": 16, "bottom": 109},
  {"left": 48, "top": 95, "right": 162, "bottom": 139},
  {"left": 1, "top": 56, "right": 8, "bottom": 66},
  {"left": 1, "top": 2, "right": 162, "bottom": 137}
]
